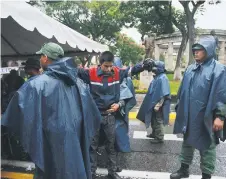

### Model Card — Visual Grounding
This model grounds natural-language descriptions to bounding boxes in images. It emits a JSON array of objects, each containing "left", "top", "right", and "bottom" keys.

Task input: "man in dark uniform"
[
  {"left": 77, "top": 51, "right": 150, "bottom": 179},
  {"left": 170, "top": 36, "right": 226, "bottom": 179},
  {"left": 22, "top": 58, "right": 41, "bottom": 78},
  {"left": 4, "top": 69, "right": 24, "bottom": 94},
  {"left": 137, "top": 60, "right": 171, "bottom": 144}
]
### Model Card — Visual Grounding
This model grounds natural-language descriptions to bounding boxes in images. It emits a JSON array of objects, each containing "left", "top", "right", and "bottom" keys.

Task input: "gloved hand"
[{"left": 143, "top": 58, "right": 155, "bottom": 72}]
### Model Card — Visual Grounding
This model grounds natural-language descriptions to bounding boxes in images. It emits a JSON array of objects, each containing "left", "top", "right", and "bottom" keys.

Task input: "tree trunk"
[
  {"left": 180, "top": 1, "right": 204, "bottom": 65},
  {"left": 174, "top": 32, "right": 188, "bottom": 80},
  {"left": 79, "top": 57, "right": 87, "bottom": 67},
  {"left": 187, "top": 14, "right": 195, "bottom": 65}
]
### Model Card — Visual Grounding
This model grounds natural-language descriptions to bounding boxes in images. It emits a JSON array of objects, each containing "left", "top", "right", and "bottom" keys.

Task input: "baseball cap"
[
  {"left": 36, "top": 42, "right": 64, "bottom": 60},
  {"left": 192, "top": 44, "right": 205, "bottom": 51}
]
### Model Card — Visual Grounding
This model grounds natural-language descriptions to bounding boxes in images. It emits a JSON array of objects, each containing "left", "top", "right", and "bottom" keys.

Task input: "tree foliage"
[
  {"left": 120, "top": 1, "right": 174, "bottom": 37},
  {"left": 45, "top": 1, "right": 126, "bottom": 43},
  {"left": 110, "top": 33, "right": 145, "bottom": 65}
]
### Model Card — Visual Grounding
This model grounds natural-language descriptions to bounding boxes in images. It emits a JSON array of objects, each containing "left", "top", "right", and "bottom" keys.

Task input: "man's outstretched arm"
[{"left": 119, "top": 59, "right": 154, "bottom": 82}]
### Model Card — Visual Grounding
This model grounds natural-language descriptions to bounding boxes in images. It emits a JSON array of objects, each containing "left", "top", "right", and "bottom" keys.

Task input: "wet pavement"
[
  {"left": 1, "top": 116, "right": 225, "bottom": 179},
  {"left": 95, "top": 120, "right": 226, "bottom": 179}
]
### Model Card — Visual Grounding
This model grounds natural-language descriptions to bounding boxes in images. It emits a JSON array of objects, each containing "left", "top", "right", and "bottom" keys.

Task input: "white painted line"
[
  {"left": 129, "top": 120, "right": 142, "bottom": 126},
  {"left": 1, "top": 160, "right": 35, "bottom": 170},
  {"left": 96, "top": 168, "right": 225, "bottom": 179},
  {"left": 133, "top": 131, "right": 183, "bottom": 141},
  {"left": 133, "top": 131, "right": 226, "bottom": 144}
]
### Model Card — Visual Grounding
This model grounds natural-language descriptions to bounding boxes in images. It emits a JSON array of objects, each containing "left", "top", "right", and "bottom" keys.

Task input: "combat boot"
[
  {"left": 146, "top": 133, "right": 156, "bottom": 138},
  {"left": 108, "top": 172, "right": 122, "bottom": 179},
  {"left": 150, "top": 138, "right": 164, "bottom": 144},
  {"left": 170, "top": 163, "right": 189, "bottom": 179},
  {"left": 201, "top": 173, "right": 211, "bottom": 179}
]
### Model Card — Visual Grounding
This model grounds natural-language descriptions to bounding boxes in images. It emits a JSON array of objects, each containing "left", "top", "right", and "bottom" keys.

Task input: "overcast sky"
[{"left": 122, "top": 1, "right": 226, "bottom": 43}]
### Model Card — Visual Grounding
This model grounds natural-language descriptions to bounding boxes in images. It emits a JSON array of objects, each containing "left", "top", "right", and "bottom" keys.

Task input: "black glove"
[{"left": 143, "top": 58, "right": 155, "bottom": 72}]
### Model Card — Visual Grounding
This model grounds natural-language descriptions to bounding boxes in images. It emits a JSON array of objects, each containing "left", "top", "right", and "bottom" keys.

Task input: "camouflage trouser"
[
  {"left": 151, "top": 110, "right": 164, "bottom": 140},
  {"left": 179, "top": 137, "right": 216, "bottom": 175}
]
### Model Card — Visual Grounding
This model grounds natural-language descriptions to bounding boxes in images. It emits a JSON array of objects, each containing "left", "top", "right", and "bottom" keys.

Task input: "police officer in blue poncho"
[
  {"left": 136, "top": 60, "right": 171, "bottom": 144},
  {"left": 170, "top": 36, "right": 226, "bottom": 179},
  {"left": 1, "top": 42, "right": 102, "bottom": 179}
]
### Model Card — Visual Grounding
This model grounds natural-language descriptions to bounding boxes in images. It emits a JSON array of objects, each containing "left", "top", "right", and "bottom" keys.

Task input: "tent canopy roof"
[{"left": 1, "top": 1, "right": 108, "bottom": 58}]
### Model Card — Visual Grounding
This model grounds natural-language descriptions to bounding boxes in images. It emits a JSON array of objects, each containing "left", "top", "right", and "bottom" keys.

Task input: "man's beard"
[{"left": 103, "top": 71, "right": 113, "bottom": 76}]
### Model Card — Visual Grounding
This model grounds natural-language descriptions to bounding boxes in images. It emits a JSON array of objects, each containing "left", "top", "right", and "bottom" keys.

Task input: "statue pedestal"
[{"left": 139, "top": 71, "right": 153, "bottom": 89}]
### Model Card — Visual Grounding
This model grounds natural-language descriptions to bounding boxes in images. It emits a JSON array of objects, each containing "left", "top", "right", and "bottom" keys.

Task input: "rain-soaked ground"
[
  {"left": 1, "top": 100, "right": 226, "bottom": 179},
  {"left": 1, "top": 120, "right": 225, "bottom": 179},
  {"left": 95, "top": 120, "right": 226, "bottom": 179}
]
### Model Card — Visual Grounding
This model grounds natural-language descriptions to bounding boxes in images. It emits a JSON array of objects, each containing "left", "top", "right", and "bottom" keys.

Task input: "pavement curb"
[{"left": 129, "top": 112, "right": 176, "bottom": 124}]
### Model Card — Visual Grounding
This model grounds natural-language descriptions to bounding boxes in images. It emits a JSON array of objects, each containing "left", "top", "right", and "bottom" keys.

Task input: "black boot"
[
  {"left": 170, "top": 163, "right": 189, "bottom": 179},
  {"left": 150, "top": 138, "right": 164, "bottom": 144},
  {"left": 116, "top": 166, "right": 122, "bottom": 172},
  {"left": 92, "top": 173, "right": 98, "bottom": 179},
  {"left": 201, "top": 173, "right": 211, "bottom": 179},
  {"left": 108, "top": 172, "right": 122, "bottom": 179},
  {"left": 146, "top": 133, "right": 155, "bottom": 138}
]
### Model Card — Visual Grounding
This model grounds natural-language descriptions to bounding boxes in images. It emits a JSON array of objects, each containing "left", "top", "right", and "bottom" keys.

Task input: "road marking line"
[
  {"left": 133, "top": 131, "right": 183, "bottom": 141},
  {"left": 96, "top": 168, "right": 225, "bottom": 179},
  {"left": 133, "top": 131, "right": 226, "bottom": 144},
  {"left": 129, "top": 120, "right": 142, "bottom": 126},
  {"left": 1, "top": 160, "right": 35, "bottom": 170}
]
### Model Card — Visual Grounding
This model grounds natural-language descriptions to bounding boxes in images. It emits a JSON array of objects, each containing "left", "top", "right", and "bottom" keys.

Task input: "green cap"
[
  {"left": 192, "top": 44, "right": 205, "bottom": 51},
  {"left": 36, "top": 42, "right": 64, "bottom": 60}
]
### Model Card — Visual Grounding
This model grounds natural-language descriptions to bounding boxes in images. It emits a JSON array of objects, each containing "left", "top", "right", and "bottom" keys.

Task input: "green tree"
[
  {"left": 179, "top": 1, "right": 205, "bottom": 65},
  {"left": 45, "top": 1, "right": 128, "bottom": 66},
  {"left": 154, "top": 4, "right": 188, "bottom": 80},
  {"left": 110, "top": 33, "right": 145, "bottom": 65},
  {"left": 120, "top": 1, "right": 186, "bottom": 80},
  {"left": 45, "top": 1, "right": 125, "bottom": 43},
  {"left": 120, "top": 1, "right": 174, "bottom": 37},
  {"left": 122, "top": 1, "right": 220, "bottom": 79}
]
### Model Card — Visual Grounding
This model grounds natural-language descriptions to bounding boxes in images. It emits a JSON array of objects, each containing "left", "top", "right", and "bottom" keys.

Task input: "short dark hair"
[
  {"left": 210, "top": 30, "right": 215, "bottom": 36},
  {"left": 99, "top": 51, "right": 114, "bottom": 64}
]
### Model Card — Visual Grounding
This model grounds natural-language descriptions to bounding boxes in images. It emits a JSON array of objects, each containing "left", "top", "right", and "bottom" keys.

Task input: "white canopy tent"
[{"left": 1, "top": 1, "right": 108, "bottom": 60}]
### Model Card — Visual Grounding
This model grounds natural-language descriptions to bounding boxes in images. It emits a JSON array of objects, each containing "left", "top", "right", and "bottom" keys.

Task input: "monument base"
[{"left": 139, "top": 70, "right": 153, "bottom": 89}]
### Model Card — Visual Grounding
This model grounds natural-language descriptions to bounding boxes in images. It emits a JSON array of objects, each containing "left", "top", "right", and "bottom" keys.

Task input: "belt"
[{"left": 100, "top": 110, "right": 115, "bottom": 116}]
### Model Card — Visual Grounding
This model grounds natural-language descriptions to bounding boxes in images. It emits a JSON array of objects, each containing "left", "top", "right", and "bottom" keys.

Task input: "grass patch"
[
  {"left": 166, "top": 74, "right": 174, "bottom": 81},
  {"left": 133, "top": 75, "right": 181, "bottom": 95},
  {"left": 169, "top": 81, "right": 180, "bottom": 96}
]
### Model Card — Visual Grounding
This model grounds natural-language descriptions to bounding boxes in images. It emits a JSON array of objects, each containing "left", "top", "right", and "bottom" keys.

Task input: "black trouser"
[{"left": 90, "top": 114, "right": 117, "bottom": 174}]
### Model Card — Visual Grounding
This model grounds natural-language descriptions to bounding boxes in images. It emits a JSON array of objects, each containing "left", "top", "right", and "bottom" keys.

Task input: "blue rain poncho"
[
  {"left": 137, "top": 61, "right": 171, "bottom": 128},
  {"left": 174, "top": 36, "right": 226, "bottom": 150},
  {"left": 1, "top": 58, "right": 101, "bottom": 179}
]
